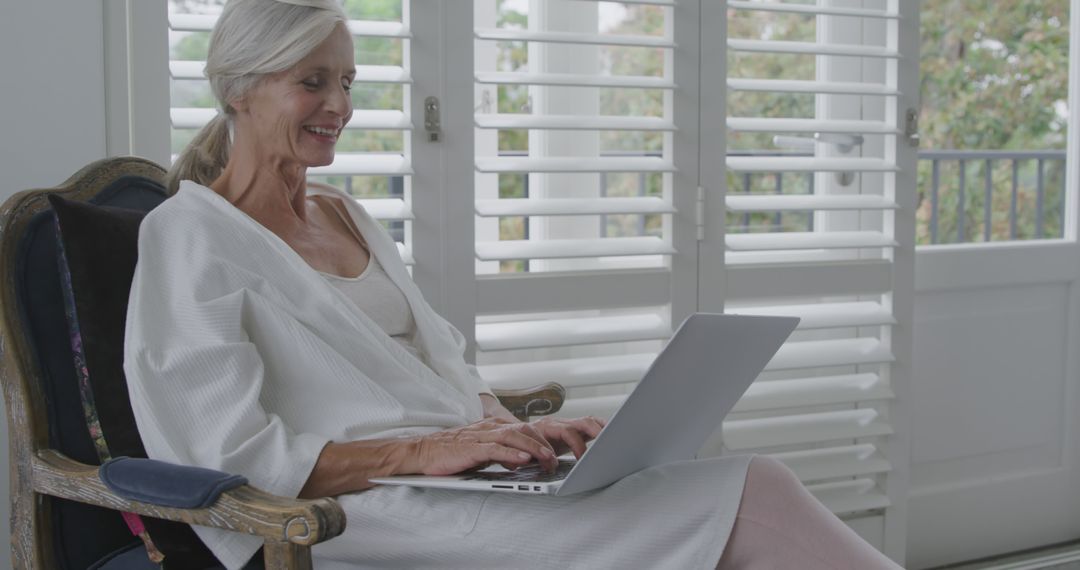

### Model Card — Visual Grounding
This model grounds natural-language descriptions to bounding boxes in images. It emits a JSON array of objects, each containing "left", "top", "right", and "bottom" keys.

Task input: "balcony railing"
[
  {"left": 918, "top": 150, "right": 1067, "bottom": 245},
  {"left": 351, "top": 149, "right": 1068, "bottom": 248}
]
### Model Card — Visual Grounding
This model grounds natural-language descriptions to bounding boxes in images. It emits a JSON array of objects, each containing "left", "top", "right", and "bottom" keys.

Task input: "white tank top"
[{"left": 314, "top": 197, "right": 424, "bottom": 363}]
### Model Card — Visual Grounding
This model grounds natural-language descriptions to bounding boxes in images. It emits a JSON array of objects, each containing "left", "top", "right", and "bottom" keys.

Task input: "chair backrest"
[{"left": 0, "top": 157, "right": 168, "bottom": 569}]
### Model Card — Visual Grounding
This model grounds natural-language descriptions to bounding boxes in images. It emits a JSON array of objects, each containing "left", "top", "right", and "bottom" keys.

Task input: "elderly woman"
[{"left": 124, "top": 0, "right": 904, "bottom": 568}]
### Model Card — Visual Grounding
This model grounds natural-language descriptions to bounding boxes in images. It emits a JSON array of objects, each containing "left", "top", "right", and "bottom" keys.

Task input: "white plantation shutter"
[
  {"left": 468, "top": 2, "right": 916, "bottom": 555},
  {"left": 167, "top": 4, "right": 418, "bottom": 266},
  {"left": 705, "top": 0, "right": 917, "bottom": 558},
  {"left": 471, "top": 0, "right": 701, "bottom": 410}
]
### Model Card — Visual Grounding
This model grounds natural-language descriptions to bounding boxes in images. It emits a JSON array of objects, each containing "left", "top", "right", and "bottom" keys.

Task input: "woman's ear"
[{"left": 229, "top": 96, "right": 248, "bottom": 114}]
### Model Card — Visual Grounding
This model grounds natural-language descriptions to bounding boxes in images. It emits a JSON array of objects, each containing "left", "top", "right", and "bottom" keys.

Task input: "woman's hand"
[
  {"left": 476, "top": 394, "right": 606, "bottom": 460},
  {"left": 529, "top": 416, "right": 606, "bottom": 460},
  {"left": 299, "top": 414, "right": 609, "bottom": 497},
  {"left": 404, "top": 418, "right": 560, "bottom": 476}
]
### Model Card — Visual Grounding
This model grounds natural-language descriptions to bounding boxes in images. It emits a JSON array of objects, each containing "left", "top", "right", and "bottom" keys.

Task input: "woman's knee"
[
  {"left": 738, "top": 455, "right": 808, "bottom": 519},
  {"left": 746, "top": 455, "right": 801, "bottom": 492}
]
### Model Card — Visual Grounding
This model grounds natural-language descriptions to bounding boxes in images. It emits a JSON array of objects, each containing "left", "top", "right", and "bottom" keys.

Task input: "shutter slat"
[
  {"left": 807, "top": 479, "right": 891, "bottom": 516},
  {"left": 734, "top": 373, "right": 892, "bottom": 412},
  {"left": 479, "top": 353, "right": 657, "bottom": 390},
  {"left": 729, "top": 301, "right": 896, "bottom": 329},
  {"left": 728, "top": 39, "right": 900, "bottom": 59},
  {"left": 475, "top": 197, "right": 674, "bottom": 217},
  {"left": 727, "top": 78, "right": 900, "bottom": 96},
  {"left": 169, "top": 60, "right": 205, "bottom": 80},
  {"left": 726, "top": 118, "right": 900, "bottom": 135},
  {"left": 728, "top": 1, "right": 899, "bottom": 19},
  {"left": 563, "top": 0, "right": 676, "bottom": 5},
  {"left": 357, "top": 198, "right": 413, "bottom": 221},
  {"left": 169, "top": 14, "right": 411, "bottom": 37},
  {"left": 726, "top": 156, "right": 898, "bottom": 172},
  {"left": 168, "top": 14, "right": 215, "bottom": 31},
  {"left": 170, "top": 61, "right": 412, "bottom": 84},
  {"left": 476, "top": 314, "right": 670, "bottom": 352},
  {"left": 308, "top": 154, "right": 412, "bottom": 176},
  {"left": 726, "top": 261, "right": 893, "bottom": 299},
  {"left": 476, "top": 269, "right": 671, "bottom": 314},
  {"left": 172, "top": 108, "right": 411, "bottom": 130},
  {"left": 476, "top": 71, "right": 675, "bottom": 89},
  {"left": 475, "top": 28, "right": 674, "bottom": 48},
  {"left": 345, "top": 20, "right": 411, "bottom": 38},
  {"left": 475, "top": 114, "right": 675, "bottom": 131},
  {"left": 723, "top": 408, "right": 893, "bottom": 450},
  {"left": 476, "top": 236, "right": 675, "bottom": 261},
  {"left": 766, "top": 338, "right": 894, "bottom": 371},
  {"left": 771, "top": 444, "right": 892, "bottom": 483},
  {"left": 726, "top": 231, "right": 897, "bottom": 251},
  {"left": 726, "top": 194, "right": 898, "bottom": 212},
  {"left": 351, "top": 65, "right": 412, "bottom": 84},
  {"left": 477, "top": 156, "right": 675, "bottom": 173}
]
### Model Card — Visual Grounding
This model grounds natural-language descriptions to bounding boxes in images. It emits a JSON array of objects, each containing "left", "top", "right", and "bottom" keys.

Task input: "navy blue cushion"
[
  {"left": 46, "top": 187, "right": 229, "bottom": 568},
  {"left": 15, "top": 175, "right": 168, "bottom": 570},
  {"left": 100, "top": 457, "right": 248, "bottom": 509}
]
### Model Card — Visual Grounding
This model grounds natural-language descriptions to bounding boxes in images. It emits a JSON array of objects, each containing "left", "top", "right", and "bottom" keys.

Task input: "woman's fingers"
[
  {"left": 516, "top": 422, "right": 559, "bottom": 457},
  {"left": 473, "top": 441, "right": 534, "bottom": 466},
  {"left": 413, "top": 419, "right": 564, "bottom": 475},
  {"left": 555, "top": 424, "right": 589, "bottom": 459},
  {"left": 531, "top": 416, "right": 607, "bottom": 460},
  {"left": 483, "top": 425, "right": 558, "bottom": 470},
  {"left": 403, "top": 416, "right": 613, "bottom": 479},
  {"left": 573, "top": 416, "right": 606, "bottom": 440}
]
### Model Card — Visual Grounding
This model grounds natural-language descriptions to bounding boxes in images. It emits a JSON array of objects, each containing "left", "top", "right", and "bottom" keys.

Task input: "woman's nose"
[{"left": 327, "top": 84, "right": 352, "bottom": 118}]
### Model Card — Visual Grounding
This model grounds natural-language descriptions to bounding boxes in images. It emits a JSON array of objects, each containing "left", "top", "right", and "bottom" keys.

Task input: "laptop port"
[
  {"left": 518, "top": 485, "right": 529, "bottom": 491},
  {"left": 533, "top": 486, "right": 541, "bottom": 492},
  {"left": 492, "top": 485, "right": 513, "bottom": 489}
]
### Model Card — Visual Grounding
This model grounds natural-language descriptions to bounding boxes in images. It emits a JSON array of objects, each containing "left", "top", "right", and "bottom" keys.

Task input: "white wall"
[
  {"left": 0, "top": 1, "right": 107, "bottom": 202},
  {"left": 0, "top": 0, "right": 108, "bottom": 565}
]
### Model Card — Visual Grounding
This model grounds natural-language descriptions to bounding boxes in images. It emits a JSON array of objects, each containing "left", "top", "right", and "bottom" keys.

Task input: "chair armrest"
[
  {"left": 31, "top": 449, "right": 345, "bottom": 546},
  {"left": 492, "top": 382, "right": 566, "bottom": 421}
]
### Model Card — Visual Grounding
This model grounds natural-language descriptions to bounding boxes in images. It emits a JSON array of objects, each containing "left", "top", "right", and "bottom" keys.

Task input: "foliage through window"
[{"left": 917, "top": 0, "right": 1069, "bottom": 244}]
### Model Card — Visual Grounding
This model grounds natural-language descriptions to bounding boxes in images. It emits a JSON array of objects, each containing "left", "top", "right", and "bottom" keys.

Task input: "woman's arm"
[
  {"left": 479, "top": 393, "right": 519, "bottom": 422},
  {"left": 297, "top": 438, "right": 412, "bottom": 498}
]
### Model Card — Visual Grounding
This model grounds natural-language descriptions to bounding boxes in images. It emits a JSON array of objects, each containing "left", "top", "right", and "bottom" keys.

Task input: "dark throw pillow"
[{"left": 48, "top": 194, "right": 222, "bottom": 570}]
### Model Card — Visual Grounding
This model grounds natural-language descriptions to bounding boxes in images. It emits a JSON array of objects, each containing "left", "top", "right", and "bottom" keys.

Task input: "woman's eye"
[
  {"left": 342, "top": 83, "right": 353, "bottom": 92},
  {"left": 302, "top": 80, "right": 320, "bottom": 89}
]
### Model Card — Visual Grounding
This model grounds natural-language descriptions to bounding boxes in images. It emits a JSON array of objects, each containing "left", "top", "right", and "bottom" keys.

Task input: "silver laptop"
[{"left": 369, "top": 313, "right": 798, "bottom": 496}]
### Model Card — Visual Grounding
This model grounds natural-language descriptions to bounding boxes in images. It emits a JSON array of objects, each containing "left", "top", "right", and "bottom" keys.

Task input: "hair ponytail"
[{"left": 164, "top": 113, "right": 232, "bottom": 196}]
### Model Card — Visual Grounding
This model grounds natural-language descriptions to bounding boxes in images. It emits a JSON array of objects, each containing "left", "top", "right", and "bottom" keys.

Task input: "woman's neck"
[{"left": 209, "top": 135, "right": 309, "bottom": 225}]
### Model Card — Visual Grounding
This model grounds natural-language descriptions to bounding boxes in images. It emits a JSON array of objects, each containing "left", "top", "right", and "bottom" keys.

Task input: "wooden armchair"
[{"left": 0, "top": 157, "right": 565, "bottom": 570}]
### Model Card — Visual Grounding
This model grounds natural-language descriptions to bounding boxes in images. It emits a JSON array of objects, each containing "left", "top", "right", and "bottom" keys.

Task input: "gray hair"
[{"left": 164, "top": 0, "right": 348, "bottom": 194}]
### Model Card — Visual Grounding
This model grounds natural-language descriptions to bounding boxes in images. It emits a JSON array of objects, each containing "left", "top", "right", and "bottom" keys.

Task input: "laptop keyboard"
[{"left": 463, "top": 459, "right": 577, "bottom": 483}]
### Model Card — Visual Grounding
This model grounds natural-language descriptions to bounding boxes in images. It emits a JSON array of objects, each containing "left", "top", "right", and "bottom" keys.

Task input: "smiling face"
[{"left": 231, "top": 22, "right": 355, "bottom": 169}]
